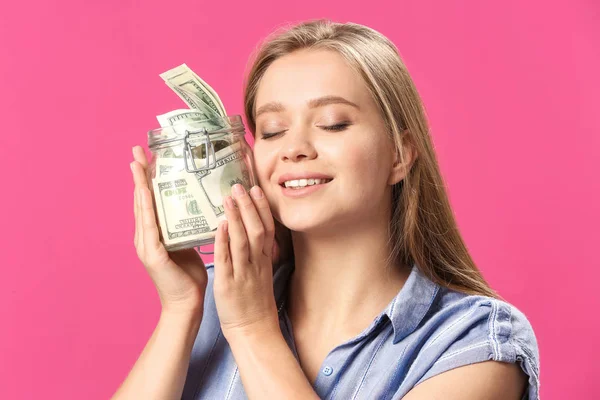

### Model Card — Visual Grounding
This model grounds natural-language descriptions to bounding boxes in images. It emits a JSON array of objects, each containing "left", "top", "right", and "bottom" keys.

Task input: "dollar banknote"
[
  {"left": 157, "top": 109, "right": 226, "bottom": 130},
  {"left": 190, "top": 142, "right": 252, "bottom": 220},
  {"left": 159, "top": 63, "right": 227, "bottom": 118},
  {"left": 155, "top": 155, "right": 204, "bottom": 177},
  {"left": 151, "top": 171, "right": 220, "bottom": 248},
  {"left": 156, "top": 142, "right": 251, "bottom": 221}
]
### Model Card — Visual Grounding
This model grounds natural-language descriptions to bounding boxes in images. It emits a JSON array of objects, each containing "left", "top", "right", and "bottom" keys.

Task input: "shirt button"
[{"left": 322, "top": 366, "right": 333, "bottom": 376}]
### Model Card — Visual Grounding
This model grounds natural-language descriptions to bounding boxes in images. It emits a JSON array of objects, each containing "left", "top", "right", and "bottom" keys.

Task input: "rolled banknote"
[{"left": 159, "top": 63, "right": 227, "bottom": 118}]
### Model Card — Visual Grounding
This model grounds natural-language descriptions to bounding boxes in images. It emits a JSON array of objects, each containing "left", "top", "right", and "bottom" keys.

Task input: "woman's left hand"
[{"left": 213, "top": 183, "right": 280, "bottom": 340}]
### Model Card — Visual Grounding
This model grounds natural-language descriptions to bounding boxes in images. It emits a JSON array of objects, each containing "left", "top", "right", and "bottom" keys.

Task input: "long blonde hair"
[{"left": 243, "top": 19, "right": 499, "bottom": 298}]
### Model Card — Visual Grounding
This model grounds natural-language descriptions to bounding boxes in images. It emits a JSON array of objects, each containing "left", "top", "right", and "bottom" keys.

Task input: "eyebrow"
[{"left": 255, "top": 95, "right": 360, "bottom": 119}]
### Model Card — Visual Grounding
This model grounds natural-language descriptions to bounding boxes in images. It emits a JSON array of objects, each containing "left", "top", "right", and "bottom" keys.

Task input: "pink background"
[{"left": 1, "top": 0, "right": 598, "bottom": 398}]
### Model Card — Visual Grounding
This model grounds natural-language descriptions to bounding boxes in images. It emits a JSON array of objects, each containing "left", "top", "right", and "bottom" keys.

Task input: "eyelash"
[{"left": 260, "top": 123, "right": 351, "bottom": 140}]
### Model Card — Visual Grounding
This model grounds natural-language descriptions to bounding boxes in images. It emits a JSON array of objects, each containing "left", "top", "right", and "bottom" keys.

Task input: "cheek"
[
  {"left": 252, "top": 147, "right": 276, "bottom": 188},
  {"left": 336, "top": 140, "right": 390, "bottom": 205},
  {"left": 338, "top": 141, "right": 381, "bottom": 179}
]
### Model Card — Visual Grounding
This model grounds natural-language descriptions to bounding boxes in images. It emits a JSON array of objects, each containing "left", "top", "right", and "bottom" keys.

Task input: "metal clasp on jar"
[{"left": 182, "top": 128, "right": 216, "bottom": 173}]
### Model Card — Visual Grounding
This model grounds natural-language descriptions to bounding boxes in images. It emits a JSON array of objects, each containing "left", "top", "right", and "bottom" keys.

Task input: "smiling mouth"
[{"left": 280, "top": 178, "right": 333, "bottom": 189}]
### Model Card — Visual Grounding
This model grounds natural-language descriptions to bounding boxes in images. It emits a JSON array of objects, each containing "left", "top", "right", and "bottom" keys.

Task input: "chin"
[
  {"left": 278, "top": 210, "right": 342, "bottom": 235},
  {"left": 278, "top": 216, "right": 314, "bottom": 232},
  {"left": 277, "top": 212, "right": 316, "bottom": 232}
]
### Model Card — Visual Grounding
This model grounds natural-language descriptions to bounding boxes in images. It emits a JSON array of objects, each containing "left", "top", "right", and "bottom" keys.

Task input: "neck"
[{"left": 285, "top": 212, "right": 410, "bottom": 337}]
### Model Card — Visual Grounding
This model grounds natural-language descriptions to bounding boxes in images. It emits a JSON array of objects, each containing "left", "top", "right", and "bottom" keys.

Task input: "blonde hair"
[{"left": 243, "top": 19, "right": 499, "bottom": 298}]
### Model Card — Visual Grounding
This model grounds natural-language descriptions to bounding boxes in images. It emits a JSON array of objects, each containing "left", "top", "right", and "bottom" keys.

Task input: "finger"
[
  {"left": 131, "top": 160, "right": 150, "bottom": 194},
  {"left": 132, "top": 145, "right": 149, "bottom": 169},
  {"left": 213, "top": 221, "right": 233, "bottom": 281},
  {"left": 249, "top": 186, "right": 275, "bottom": 259},
  {"left": 140, "top": 186, "right": 161, "bottom": 254},
  {"left": 136, "top": 186, "right": 145, "bottom": 254},
  {"left": 223, "top": 195, "right": 251, "bottom": 270},
  {"left": 231, "top": 184, "right": 266, "bottom": 264},
  {"left": 132, "top": 162, "right": 146, "bottom": 251},
  {"left": 132, "top": 163, "right": 138, "bottom": 246},
  {"left": 131, "top": 160, "right": 147, "bottom": 190}
]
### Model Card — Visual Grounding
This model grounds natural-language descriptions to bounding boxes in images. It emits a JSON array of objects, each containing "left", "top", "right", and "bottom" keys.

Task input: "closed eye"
[
  {"left": 320, "top": 122, "right": 351, "bottom": 132},
  {"left": 260, "top": 130, "right": 286, "bottom": 140},
  {"left": 260, "top": 123, "right": 351, "bottom": 140}
]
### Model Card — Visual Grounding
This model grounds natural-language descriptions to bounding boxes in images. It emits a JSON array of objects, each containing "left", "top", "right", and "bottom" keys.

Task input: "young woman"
[{"left": 119, "top": 20, "right": 539, "bottom": 400}]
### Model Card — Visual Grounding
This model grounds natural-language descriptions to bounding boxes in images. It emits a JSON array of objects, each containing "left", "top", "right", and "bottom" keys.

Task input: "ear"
[{"left": 387, "top": 133, "right": 418, "bottom": 186}]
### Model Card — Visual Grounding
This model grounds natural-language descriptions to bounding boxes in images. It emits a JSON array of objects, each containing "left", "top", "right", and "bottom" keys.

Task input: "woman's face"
[{"left": 252, "top": 49, "right": 398, "bottom": 234}]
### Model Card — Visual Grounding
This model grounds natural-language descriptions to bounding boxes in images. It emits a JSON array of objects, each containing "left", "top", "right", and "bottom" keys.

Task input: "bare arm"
[
  {"left": 402, "top": 360, "right": 528, "bottom": 400},
  {"left": 121, "top": 149, "right": 209, "bottom": 399},
  {"left": 111, "top": 309, "right": 202, "bottom": 400}
]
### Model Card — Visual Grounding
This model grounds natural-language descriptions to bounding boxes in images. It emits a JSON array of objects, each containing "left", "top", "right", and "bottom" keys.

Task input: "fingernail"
[
  {"left": 225, "top": 196, "right": 235, "bottom": 209},
  {"left": 130, "top": 162, "right": 135, "bottom": 173},
  {"left": 232, "top": 184, "right": 245, "bottom": 196},
  {"left": 222, "top": 221, "right": 228, "bottom": 233},
  {"left": 250, "top": 186, "right": 263, "bottom": 199}
]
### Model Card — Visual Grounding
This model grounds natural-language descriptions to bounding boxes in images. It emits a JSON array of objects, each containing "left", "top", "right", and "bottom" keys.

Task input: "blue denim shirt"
[{"left": 182, "top": 260, "right": 540, "bottom": 399}]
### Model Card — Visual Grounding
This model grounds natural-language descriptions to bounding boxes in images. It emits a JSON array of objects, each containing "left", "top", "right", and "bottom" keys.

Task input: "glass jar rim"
[{"left": 148, "top": 114, "right": 245, "bottom": 149}]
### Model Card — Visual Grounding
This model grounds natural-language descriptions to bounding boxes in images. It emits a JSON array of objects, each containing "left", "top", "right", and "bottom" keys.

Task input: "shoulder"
[{"left": 403, "top": 288, "right": 540, "bottom": 399}]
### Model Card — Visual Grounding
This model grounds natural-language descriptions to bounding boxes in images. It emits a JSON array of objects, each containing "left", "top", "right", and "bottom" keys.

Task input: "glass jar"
[{"left": 147, "top": 115, "right": 256, "bottom": 252}]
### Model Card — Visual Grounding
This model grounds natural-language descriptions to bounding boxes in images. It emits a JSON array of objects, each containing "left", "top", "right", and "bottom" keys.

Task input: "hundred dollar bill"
[
  {"left": 156, "top": 157, "right": 184, "bottom": 177},
  {"left": 157, "top": 109, "right": 225, "bottom": 130},
  {"left": 155, "top": 155, "right": 204, "bottom": 177},
  {"left": 192, "top": 142, "right": 251, "bottom": 220},
  {"left": 159, "top": 63, "right": 227, "bottom": 118},
  {"left": 151, "top": 171, "right": 220, "bottom": 248},
  {"left": 156, "top": 142, "right": 250, "bottom": 221}
]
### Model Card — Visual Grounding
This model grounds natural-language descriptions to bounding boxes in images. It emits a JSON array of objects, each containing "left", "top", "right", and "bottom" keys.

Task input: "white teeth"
[{"left": 283, "top": 178, "right": 331, "bottom": 188}]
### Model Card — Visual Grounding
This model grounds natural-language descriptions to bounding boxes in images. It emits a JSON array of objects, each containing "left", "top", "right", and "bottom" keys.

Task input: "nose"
[{"left": 279, "top": 129, "right": 317, "bottom": 163}]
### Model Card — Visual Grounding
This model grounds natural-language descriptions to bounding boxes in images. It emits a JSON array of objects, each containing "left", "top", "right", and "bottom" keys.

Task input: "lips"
[
  {"left": 277, "top": 172, "right": 334, "bottom": 186},
  {"left": 281, "top": 178, "right": 332, "bottom": 188},
  {"left": 280, "top": 178, "right": 332, "bottom": 198}
]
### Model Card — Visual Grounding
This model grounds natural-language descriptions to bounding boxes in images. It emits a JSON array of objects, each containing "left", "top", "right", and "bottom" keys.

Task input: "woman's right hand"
[{"left": 131, "top": 145, "right": 208, "bottom": 315}]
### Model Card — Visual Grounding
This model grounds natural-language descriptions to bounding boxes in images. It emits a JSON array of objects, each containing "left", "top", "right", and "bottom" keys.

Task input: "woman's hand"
[
  {"left": 213, "top": 184, "right": 280, "bottom": 340},
  {"left": 131, "top": 145, "right": 208, "bottom": 315}
]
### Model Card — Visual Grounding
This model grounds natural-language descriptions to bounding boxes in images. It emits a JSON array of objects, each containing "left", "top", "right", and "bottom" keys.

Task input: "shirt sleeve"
[{"left": 414, "top": 298, "right": 540, "bottom": 400}]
